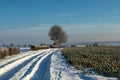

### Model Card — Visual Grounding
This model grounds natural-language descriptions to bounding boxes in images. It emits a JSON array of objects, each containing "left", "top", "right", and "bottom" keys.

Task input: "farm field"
[{"left": 62, "top": 47, "right": 120, "bottom": 79}]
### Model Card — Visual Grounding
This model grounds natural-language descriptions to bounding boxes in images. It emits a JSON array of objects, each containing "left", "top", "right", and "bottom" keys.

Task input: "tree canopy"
[{"left": 48, "top": 25, "right": 68, "bottom": 47}]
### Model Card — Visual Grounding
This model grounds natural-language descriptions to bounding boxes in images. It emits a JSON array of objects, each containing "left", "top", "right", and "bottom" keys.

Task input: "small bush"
[
  {"left": 0, "top": 48, "right": 9, "bottom": 59},
  {"left": 30, "top": 45, "right": 49, "bottom": 50},
  {"left": 50, "top": 45, "right": 58, "bottom": 48},
  {"left": 9, "top": 47, "right": 20, "bottom": 55}
]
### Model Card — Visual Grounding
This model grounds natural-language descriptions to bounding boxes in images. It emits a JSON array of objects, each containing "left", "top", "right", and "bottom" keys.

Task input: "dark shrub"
[
  {"left": 30, "top": 45, "right": 49, "bottom": 50},
  {"left": 0, "top": 48, "right": 9, "bottom": 59},
  {"left": 9, "top": 47, "right": 20, "bottom": 55},
  {"left": 50, "top": 45, "right": 58, "bottom": 48}
]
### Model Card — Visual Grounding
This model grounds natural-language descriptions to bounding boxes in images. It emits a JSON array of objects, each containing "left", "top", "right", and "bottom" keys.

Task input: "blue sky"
[{"left": 0, "top": 0, "right": 120, "bottom": 44}]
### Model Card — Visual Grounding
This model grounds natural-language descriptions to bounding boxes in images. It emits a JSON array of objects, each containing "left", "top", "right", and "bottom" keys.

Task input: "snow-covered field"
[{"left": 0, "top": 49, "right": 118, "bottom": 80}]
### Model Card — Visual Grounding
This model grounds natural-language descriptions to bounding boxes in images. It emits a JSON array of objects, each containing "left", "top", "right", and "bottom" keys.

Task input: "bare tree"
[{"left": 48, "top": 25, "right": 68, "bottom": 47}]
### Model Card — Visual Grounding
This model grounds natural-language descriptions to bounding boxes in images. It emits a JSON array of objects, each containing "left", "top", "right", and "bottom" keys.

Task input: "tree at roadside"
[{"left": 48, "top": 25, "right": 68, "bottom": 47}]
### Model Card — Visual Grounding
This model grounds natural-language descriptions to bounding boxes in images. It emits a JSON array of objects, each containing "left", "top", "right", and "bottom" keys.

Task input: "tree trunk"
[{"left": 58, "top": 40, "right": 60, "bottom": 48}]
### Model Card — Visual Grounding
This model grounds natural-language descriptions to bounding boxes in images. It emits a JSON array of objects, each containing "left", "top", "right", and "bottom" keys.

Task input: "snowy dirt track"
[
  {"left": 0, "top": 49, "right": 57, "bottom": 80},
  {"left": 0, "top": 49, "right": 118, "bottom": 80}
]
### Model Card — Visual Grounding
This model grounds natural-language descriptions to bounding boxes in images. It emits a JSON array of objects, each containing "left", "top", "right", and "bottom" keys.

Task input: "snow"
[
  {"left": 22, "top": 49, "right": 56, "bottom": 80},
  {"left": 9, "top": 51, "right": 46, "bottom": 80},
  {"left": 20, "top": 47, "right": 31, "bottom": 53},
  {"left": 20, "top": 47, "right": 30, "bottom": 50},
  {"left": 84, "top": 74, "right": 118, "bottom": 80},
  {"left": 0, "top": 50, "right": 43, "bottom": 67},
  {"left": 50, "top": 50, "right": 118, "bottom": 80},
  {"left": 0, "top": 49, "right": 47, "bottom": 76},
  {"left": 50, "top": 51, "right": 80, "bottom": 80},
  {"left": 0, "top": 48, "right": 118, "bottom": 80}
]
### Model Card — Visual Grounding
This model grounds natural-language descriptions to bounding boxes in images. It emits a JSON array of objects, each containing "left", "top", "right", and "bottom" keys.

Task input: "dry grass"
[
  {"left": 62, "top": 47, "right": 120, "bottom": 78},
  {"left": 0, "top": 47, "right": 20, "bottom": 59}
]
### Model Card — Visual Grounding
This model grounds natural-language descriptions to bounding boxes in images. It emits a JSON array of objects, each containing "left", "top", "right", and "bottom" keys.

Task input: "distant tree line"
[
  {"left": 86, "top": 43, "right": 108, "bottom": 47},
  {"left": 1, "top": 44, "right": 32, "bottom": 48}
]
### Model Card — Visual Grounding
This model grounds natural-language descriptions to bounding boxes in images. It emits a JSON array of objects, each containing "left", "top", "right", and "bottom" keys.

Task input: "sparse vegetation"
[
  {"left": 62, "top": 47, "right": 120, "bottom": 78},
  {"left": 30, "top": 45, "right": 49, "bottom": 50},
  {"left": 9, "top": 47, "right": 20, "bottom": 55},
  {"left": 0, "top": 48, "right": 8, "bottom": 59},
  {"left": 50, "top": 45, "right": 59, "bottom": 48},
  {"left": 0, "top": 47, "right": 20, "bottom": 59}
]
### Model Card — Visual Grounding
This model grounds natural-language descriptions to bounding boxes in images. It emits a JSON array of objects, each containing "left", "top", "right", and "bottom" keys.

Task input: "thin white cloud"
[
  {"left": 112, "top": 10, "right": 120, "bottom": 14},
  {"left": 57, "top": 13, "right": 76, "bottom": 17},
  {"left": 97, "top": 21, "right": 103, "bottom": 24},
  {"left": 62, "top": 23, "right": 120, "bottom": 34},
  {"left": 57, "top": 13, "right": 77, "bottom": 21},
  {"left": 98, "top": 16, "right": 112, "bottom": 20},
  {"left": 5, "top": 25, "right": 10, "bottom": 28},
  {"left": 0, "top": 25, "right": 10, "bottom": 29},
  {"left": 26, "top": 24, "right": 54, "bottom": 30},
  {"left": 28, "top": 26, "right": 50, "bottom": 30},
  {"left": 97, "top": 16, "right": 120, "bottom": 21},
  {"left": 98, "top": 10, "right": 120, "bottom": 21}
]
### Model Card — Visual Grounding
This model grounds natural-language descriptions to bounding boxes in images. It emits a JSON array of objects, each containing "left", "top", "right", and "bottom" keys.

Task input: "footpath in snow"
[{"left": 50, "top": 50, "right": 118, "bottom": 80}]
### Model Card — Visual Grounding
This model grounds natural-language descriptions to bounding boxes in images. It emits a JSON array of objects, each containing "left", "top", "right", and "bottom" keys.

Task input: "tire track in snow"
[
  {"left": 0, "top": 50, "right": 42, "bottom": 68},
  {"left": 0, "top": 50, "right": 47, "bottom": 79},
  {"left": 9, "top": 52, "right": 46, "bottom": 80},
  {"left": 21, "top": 49, "right": 57, "bottom": 80},
  {"left": 31, "top": 51, "right": 53, "bottom": 80},
  {"left": 0, "top": 53, "right": 44, "bottom": 80},
  {"left": 19, "top": 50, "right": 53, "bottom": 80},
  {"left": 0, "top": 53, "right": 33, "bottom": 68}
]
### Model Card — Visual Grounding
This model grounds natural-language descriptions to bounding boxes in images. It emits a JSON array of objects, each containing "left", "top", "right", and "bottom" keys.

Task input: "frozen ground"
[
  {"left": 20, "top": 47, "right": 31, "bottom": 53},
  {"left": 0, "top": 49, "right": 118, "bottom": 80},
  {"left": 50, "top": 50, "right": 118, "bottom": 80}
]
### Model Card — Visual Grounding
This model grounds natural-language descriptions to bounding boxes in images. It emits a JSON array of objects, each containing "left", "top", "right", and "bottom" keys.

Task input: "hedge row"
[{"left": 30, "top": 45, "right": 49, "bottom": 50}]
